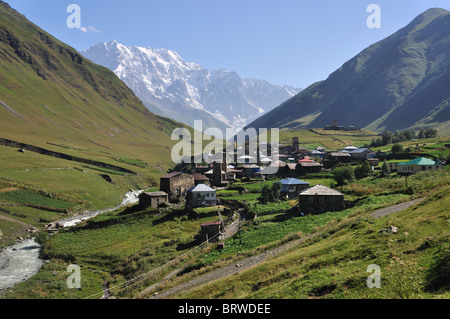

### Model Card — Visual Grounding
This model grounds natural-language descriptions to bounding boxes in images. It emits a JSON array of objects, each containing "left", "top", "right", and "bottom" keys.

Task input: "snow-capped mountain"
[{"left": 81, "top": 41, "right": 301, "bottom": 129}]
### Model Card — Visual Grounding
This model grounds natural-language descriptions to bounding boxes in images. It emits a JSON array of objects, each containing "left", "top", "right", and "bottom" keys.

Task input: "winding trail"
[
  {"left": 0, "top": 213, "right": 33, "bottom": 228},
  {"left": 148, "top": 198, "right": 424, "bottom": 299}
]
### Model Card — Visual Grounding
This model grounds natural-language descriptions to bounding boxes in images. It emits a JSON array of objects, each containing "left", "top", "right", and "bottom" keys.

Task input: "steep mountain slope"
[
  {"left": 82, "top": 41, "right": 301, "bottom": 129},
  {"left": 0, "top": 1, "right": 181, "bottom": 184},
  {"left": 248, "top": 8, "right": 450, "bottom": 134}
]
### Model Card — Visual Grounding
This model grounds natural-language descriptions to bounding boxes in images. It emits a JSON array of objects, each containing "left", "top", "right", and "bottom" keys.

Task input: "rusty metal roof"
[{"left": 161, "top": 171, "right": 183, "bottom": 179}]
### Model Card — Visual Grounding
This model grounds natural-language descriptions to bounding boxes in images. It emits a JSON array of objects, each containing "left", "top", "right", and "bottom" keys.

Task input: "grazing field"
[
  {"left": 170, "top": 168, "right": 450, "bottom": 300},
  {"left": 0, "top": 189, "right": 76, "bottom": 210},
  {"left": 278, "top": 129, "right": 380, "bottom": 150},
  {"left": 0, "top": 145, "right": 154, "bottom": 212},
  {"left": 181, "top": 193, "right": 410, "bottom": 278},
  {"left": 2, "top": 206, "right": 227, "bottom": 299}
]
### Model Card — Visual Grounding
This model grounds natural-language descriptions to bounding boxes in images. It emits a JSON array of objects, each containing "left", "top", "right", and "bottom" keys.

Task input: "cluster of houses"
[{"left": 138, "top": 136, "right": 443, "bottom": 215}]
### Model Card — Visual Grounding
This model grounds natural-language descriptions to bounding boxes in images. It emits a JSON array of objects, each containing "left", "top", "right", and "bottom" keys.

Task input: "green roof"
[{"left": 398, "top": 157, "right": 436, "bottom": 166}]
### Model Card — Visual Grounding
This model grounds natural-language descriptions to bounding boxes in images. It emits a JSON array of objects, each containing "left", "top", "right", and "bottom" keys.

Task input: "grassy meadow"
[
  {"left": 0, "top": 121, "right": 448, "bottom": 299},
  {"left": 1, "top": 205, "right": 228, "bottom": 299},
  {"left": 166, "top": 167, "right": 450, "bottom": 299},
  {"left": 278, "top": 128, "right": 380, "bottom": 150}
]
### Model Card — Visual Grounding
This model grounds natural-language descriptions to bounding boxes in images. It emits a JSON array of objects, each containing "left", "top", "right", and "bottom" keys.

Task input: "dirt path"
[
  {"left": 146, "top": 198, "right": 425, "bottom": 299},
  {"left": 0, "top": 213, "right": 33, "bottom": 228},
  {"left": 149, "top": 233, "right": 318, "bottom": 299},
  {"left": 370, "top": 198, "right": 425, "bottom": 219}
]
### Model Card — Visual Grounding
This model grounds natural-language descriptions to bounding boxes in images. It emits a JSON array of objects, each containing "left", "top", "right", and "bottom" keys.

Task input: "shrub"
[
  {"left": 35, "top": 231, "right": 49, "bottom": 245},
  {"left": 332, "top": 166, "right": 355, "bottom": 186},
  {"left": 391, "top": 143, "right": 404, "bottom": 154},
  {"left": 258, "top": 185, "right": 273, "bottom": 204},
  {"left": 354, "top": 160, "right": 372, "bottom": 179},
  {"left": 258, "top": 182, "right": 282, "bottom": 204},
  {"left": 425, "top": 246, "right": 450, "bottom": 291}
]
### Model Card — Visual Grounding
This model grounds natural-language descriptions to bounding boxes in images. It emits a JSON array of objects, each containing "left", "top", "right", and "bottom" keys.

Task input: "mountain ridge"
[
  {"left": 247, "top": 8, "right": 450, "bottom": 134},
  {"left": 0, "top": 0, "right": 182, "bottom": 180},
  {"left": 82, "top": 40, "right": 301, "bottom": 129}
]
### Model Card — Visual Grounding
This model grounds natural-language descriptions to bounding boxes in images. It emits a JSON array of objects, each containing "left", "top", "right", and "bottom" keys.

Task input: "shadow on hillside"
[
  {"left": 424, "top": 245, "right": 450, "bottom": 292},
  {"left": 176, "top": 235, "right": 202, "bottom": 251},
  {"left": 151, "top": 208, "right": 187, "bottom": 226},
  {"left": 271, "top": 208, "right": 301, "bottom": 223}
]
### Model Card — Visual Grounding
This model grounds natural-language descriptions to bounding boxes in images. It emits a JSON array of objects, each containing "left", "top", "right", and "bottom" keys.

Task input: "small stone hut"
[
  {"left": 160, "top": 171, "right": 195, "bottom": 201},
  {"left": 200, "top": 220, "right": 225, "bottom": 242},
  {"left": 139, "top": 191, "right": 168, "bottom": 209}
]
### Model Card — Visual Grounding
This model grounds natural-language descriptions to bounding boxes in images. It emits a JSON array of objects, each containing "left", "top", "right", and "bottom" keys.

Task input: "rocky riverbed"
[
  {"left": 0, "top": 189, "right": 145, "bottom": 292},
  {"left": 0, "top": 239, "right": 43, "bottom": 291}
]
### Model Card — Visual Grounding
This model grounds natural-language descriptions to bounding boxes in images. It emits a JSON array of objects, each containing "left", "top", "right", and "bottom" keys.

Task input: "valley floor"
[{"left": 0, "top": 137, "right": 449, "bottom": 300}]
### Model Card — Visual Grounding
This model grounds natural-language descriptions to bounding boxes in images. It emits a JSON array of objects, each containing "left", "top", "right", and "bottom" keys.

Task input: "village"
[{"left": 138, "top": 133, "right": 445, "bottom": 246}]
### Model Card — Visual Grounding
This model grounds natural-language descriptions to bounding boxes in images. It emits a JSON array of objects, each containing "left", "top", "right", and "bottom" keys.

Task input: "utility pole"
[
  {"left": 239, "top": 211, "right": 242, "bottom": 245},
  {"left": 400, "top": 171, "right": 413, "bottom": 188}
]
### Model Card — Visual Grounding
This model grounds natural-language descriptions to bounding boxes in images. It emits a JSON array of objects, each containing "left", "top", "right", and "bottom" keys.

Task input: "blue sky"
[{"left": 4, "top": 0, "right": 450, "bottom": 89}]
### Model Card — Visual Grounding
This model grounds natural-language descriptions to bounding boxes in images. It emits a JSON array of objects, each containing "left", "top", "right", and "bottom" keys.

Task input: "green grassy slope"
[
  {"left": 0, "top": 206, "right": 229, "bottom": 299},
  {"left": 161, "top": 169, "right": 450, "bottom": 299},
  {"left": 0, "top": 1, "right": 181, "bottom": 166},
  {"left": 0, "top": 1, "right": 193, "bottom": 245},
  {"left": 0, "top": 1, "right": 190, "bottom": 208}
]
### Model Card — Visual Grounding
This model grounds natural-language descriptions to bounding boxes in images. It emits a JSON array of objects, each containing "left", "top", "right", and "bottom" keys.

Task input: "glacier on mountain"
[{"left": 81, "top": 40, "right": 301, "bottom": 129}]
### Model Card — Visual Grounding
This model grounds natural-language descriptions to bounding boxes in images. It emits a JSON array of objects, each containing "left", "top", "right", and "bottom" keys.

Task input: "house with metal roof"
[
  {"left": 310, "top": 149, "right": 326, "bottom": 158},
  {"left": 397, "top": 157, "right": 442, "bottom": 174},
  {"left": 186, "top": 184, "right": 217, "bottom": 208},
  {"left": 299, "top": 184, "right": 345, "bottom": 214},
  {"left": 279, "top": 178, "right": 310, "bottom": 198},
  {"left": 341, "top": 147, "right": 375, "bottom": 161}
]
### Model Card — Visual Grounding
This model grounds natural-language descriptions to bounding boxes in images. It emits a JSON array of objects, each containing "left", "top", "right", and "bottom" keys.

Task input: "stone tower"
[
  {"left": 212, "top": 161, "right": 223, "bottom": 187},
  {"left": 292, "top": 137, "right": 299, "bottom": 152}
]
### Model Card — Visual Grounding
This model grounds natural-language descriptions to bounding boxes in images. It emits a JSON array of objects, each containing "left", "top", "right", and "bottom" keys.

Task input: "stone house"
[
  {"left": 299, "top": 184, "right": 345, "bottom": 215},
  {"left": 282, "top": 163, "right": 299, "bottom": 177},
  {"left": 160, "top": 172, "right": 195, "bottom": 201},
  {"left": 242, "top": 164, "right": 261, "bottom": 178},
  {"left": 328, "top": 152, "right": 352, "bottom": 163},
  {"left": 261, "top": 160, "right": 287, "bottom": 177},
  {"left": 194, "top": 173, "right": 210, "bottom": 186},
  {"left": 297, "top": 161, "right": 323, "bottom": 175},
  {"left": 200, "top": 220, "right": 225, "bottom": 242},
  {"left": 138, "top": 191, "right": 168, "bottom": 209}
]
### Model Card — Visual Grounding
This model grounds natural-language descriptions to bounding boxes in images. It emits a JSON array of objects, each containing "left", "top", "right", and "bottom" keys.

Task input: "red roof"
[{"left": 298, "top": 156, "right": 314, "bottom": 163}]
